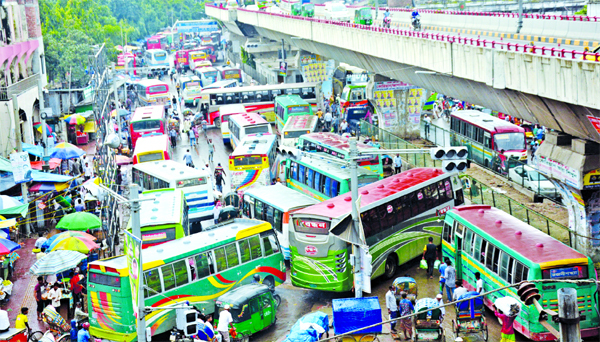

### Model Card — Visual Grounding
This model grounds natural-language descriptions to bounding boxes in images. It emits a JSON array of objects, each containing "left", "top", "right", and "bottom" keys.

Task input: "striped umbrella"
[
  {"left": 48, "top": 236, "right": 99, "bottom": 254},
  {"left": 0, "top": 237, "right": 20, "bottom": 255},
  {"left": 29, "top": 250, "right": 87, "bottom": 275},
  {"left": 42, "top": 231, "right": 97, "bottom": 249},
  {"left": 63, "top": 114, "right": 86, "bottom": 125},
  {"left": 56, "top": 212, "right": 102, "bottom": 231}
]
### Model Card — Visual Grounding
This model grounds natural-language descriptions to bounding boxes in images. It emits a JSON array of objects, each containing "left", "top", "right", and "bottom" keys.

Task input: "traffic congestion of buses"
[{"left": 88, "top": 13, "right": 600, "bottom": 342}]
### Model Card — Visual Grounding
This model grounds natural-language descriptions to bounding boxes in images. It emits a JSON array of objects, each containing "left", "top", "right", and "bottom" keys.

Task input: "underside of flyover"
[{"left": 242, "top": 25, "right": 600, "bottom": 143}]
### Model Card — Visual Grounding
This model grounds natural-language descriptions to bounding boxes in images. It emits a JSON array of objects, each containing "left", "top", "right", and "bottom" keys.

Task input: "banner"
[
  {"left": 124, "top": 231, "right": 143, "bottom": 318},
  {"left": 10, "top": 152, "right": 32, "bottom": 184},
  {"left": 279, "top": 61, "right": 287, "bottom": 77}
]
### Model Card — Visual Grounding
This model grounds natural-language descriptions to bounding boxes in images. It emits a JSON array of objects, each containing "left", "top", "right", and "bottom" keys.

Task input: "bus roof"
[
  {"left": 197, "top": 66, "right": 217, "bottom": 72},
  {"left": 231, "top": 134, "right": 277, "bottom": 157},
  {"left": 219, "top": 104, "right": 247, "bottom": 116},
  {"left": 131, "top": 105, "right": 164, "bottom": 122},
  {"left": 294, "top": 168, "right": 448, "bottom": 219},
  {"left": 229, "top": 112, "right": 268, "bottom": 127},
  {"left": 138, "top": 189, "right": 184, "bottom": 227},
  {"left": 301, "top": 132, "right": 377, "bottom": 154},
  {"left": 180, "top": 75, "right": 200, "bottom": 82},
  {"left": 137, "top": 79, "right": 170, "bottom": 88},
  {"left": 275, "top": 94, "right": 311, "bottom": 107},
  {"left": 202, "top": 80, "right": 238, "bottom": 90},
  {"left": 147, "top": 49, "right": 167, "bottom": 54},
  {"left": 91, "top": 219, "right": 272, "bottom": 274},
  {"left": 133, "top": 160, "right": 210, "bottom": 181},
  {"left": 133, "top": 135, "right": 169, "bottom": 154},
  {"left": 294, "top": 155, "right": 379, "bottom": 180},
  {"left": 283, "top": 115, "right": 318, "bottom": 132},
  {"left": 199, "top": 82, "right": 320, "bottom": 96},
  {"left": 244, "top": 183, "right": 319, "bottom": 211},
  {"left": 449, "top": 205, "right": 588, "bottom": 266},
  {"left": 452, "top": 110, "right": 525, "bottom": 133}
]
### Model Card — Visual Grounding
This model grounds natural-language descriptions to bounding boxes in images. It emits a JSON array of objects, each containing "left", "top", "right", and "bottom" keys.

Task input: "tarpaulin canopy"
[
  {"left": 30, "top": 159, "right": 61, "bottom": 170},
  {"left": 83, "top": 121, "right": 97, "bottom": 133},
  {"left": 31, "top": 171, "right": 72, "bottom": 183},
  {"left": 0, "top": 203, "right": 28, "bottom": 217},
  {"left": 0, "top": 157, "right": 12, "bottom": 173}
]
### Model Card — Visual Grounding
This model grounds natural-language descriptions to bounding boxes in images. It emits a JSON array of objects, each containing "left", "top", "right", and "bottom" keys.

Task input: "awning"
[
  {"left": 83, "top": 121, "right": 97, "bottom": 133},
  {"left": 0, "top": 157, "right": 12, "bottom": 173},
  {"left": 31, "top": 170, "right": 73, "bottom": 183},
  {"left": 0, "top": 203, "right": 28, "bottom": 217},
  {"left": 29, "top": 182, "right": 70, "bottom": 193},
  {"left": 30, "top": 159, "right": 61, "bottom": 170}
]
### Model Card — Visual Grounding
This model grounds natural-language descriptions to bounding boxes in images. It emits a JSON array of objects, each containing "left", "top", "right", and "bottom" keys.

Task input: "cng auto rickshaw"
[
  {"left": 354, "top": 7, "right": 373, "bottom": 25},
  {"left": 302, "top": 3, "right": 315, "bottom": 17},
  {"left": 215, "top": 284, "right": 281, "bottom": 342},
  {"left": 291, "top": 3, "right": 302, "bottom": 15}
]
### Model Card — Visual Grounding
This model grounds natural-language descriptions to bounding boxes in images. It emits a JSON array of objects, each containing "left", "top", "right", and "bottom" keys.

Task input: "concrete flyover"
[{"left": 208, "top": 5, "right": 600, "bottom": 143}]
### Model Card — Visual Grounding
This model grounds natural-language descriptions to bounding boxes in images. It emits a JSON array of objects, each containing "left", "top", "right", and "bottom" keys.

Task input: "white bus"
[
  {"left": 194, "top": 66, "right": 218, "bottom": 87},
  {"left": 280, "top": 115, "right": 319, "bottom": 155},
  {"left": 242, "top": 183, "right": 319, "bottom": 260},
  {"left": 219, "top": 104, "right": 247, "bottom": 145},
  {"left": 194, "top": 82, "right": 321, "bottom": 128},
  {"left": 132, "top": 160, "right": 214, "bottom": 234},
  {"left": 228, "top": 112, "right": 273, "bottom": 150},
  {"left": 180, "top": 75, "right": 203, "bottom": 105},
  {"left": 144, "top": 49, "right": 170, "bottom": 72}
]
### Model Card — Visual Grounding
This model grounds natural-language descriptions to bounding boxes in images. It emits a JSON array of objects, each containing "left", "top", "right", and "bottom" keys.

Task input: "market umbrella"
[
  {"left": 110, "top": 109, "right": 130, "bottom": 118},
  {"left": 115, "top": 155, "right": 131, "bottom": 165},
  {"left": 33, "top": 122, "right": 52, "bottom": 135},
  {"left": 0, "top": 196, "right": 22, "bottom": 210},
  {"left": 42, "top": 231, "right": 97, "bottom": 249},
  {"left": 50, "top": 142, "right": 85, "bottom": 160},
  {"left": 29, "top": 250, "right": 87, "bottom": 275},
  {"left": 28, "top": 182, "right": 70, "bottom": 193},
  {"left": 56, "top": 212, "right": 101, "bottom": 231},
  {"left": 63, "top": 114, "right": 86, "bottom": 125},
  {"left": 0, "top": 237, "right": 20, "bottom": 255},
  {"left": 182, "top": 108, "right": 193, "bottom": 116},
  {"left": 30, "top": 158, "right": 62, "bottom": 170},
  {"left": 82, "top": 177, "right": 102, "bottom": 197},
  {"left": 49, "top": 236, "right": 99, "bottom": 254}
]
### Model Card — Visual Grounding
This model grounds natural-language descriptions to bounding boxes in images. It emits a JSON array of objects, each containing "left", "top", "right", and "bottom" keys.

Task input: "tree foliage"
[{"left": 40, "top": 0, "right": 209, "bottom": 83}]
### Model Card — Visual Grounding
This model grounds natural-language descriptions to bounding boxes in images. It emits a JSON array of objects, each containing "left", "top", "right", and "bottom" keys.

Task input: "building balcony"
[{"left": 0, "top": 73, "right": 40, "bottom": 101}]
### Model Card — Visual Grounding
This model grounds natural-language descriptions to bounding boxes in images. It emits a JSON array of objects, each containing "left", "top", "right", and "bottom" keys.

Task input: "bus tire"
[
  {"left": 263, "top": 275, "right": 275, "bottom": 292},
  {"left": 273, "top": 294, "right": 281, "bottom": 309},
  {"left": 214, "top": 118, "right": 221, "bottom": 129},
  {"left": 28, "top": 331, "right": 44, "bottom": 342},
  {"left": 384, "top": 253, "right": 398, "bottom": 279}
]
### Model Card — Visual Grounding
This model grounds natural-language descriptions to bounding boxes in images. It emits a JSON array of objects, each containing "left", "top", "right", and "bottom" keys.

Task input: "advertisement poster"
[
  {"left": 587, "top": 115, "right": 600, "bottom": 137},
  {"left": 407, "top": 89, "right": 423, "bottom": 124},
  {"left": 374, "top": 90, "right": 398, "bottom": 129},
  {"left": 537, "top": 156, "right": 581, "bottom": 189},
  {"left": 279, "top": 61, "right": 287, "bottom": 77},
  {"left": 9, "top": 152, "right": 32, "bottom": 184},
  {"left": 124, "top": 231, "right": 142, "bottom": 318}
]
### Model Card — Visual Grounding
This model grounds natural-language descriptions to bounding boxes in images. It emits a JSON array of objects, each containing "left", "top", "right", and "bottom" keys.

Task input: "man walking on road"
[
  {"left": 442, "top": 258, "right": 456, "bottom": 301},
  {"left": 393, "top": 154, "right": 403, "bottom": 174},
  {"left": 207, "top": 139, "right": 215, "bottom": 163},
  {"left": 385, "top": 285, "right": 398, "bottom": 333},
  {"left": 215, "top": 171, "right": 224, "bottom": 194},
  {"left": 324, "top": 110, "right": 332, "bottom": 131},
  {"left": 217, "top": 305, "right": 234, "bottom": 342},
  {"left": 183, "top": 150, "right": 194, "bottom": 168},
  {"left": 422, "top": 237, "right": 437, "bottom": 279},
  {"left": 169, "top": 127, "right": 177, "bottom": 148}
]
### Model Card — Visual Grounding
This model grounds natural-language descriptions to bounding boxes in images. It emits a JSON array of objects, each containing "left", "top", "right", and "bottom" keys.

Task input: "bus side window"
[
  {"left": 507, "top": 257, "right": 515, "bottom": 283},
  {"left": 187, "top": 257, "right": 197, "bottom": 281},
  {"left": 273, "top": 209, "right": 283, "bottom": 233},
  {"left": 298, "top": 164, "right": 305, "bottom": 183},
  {"left": 473, "top": 234, "right": 482, "bottom": 260},
  {"left": 514, "top": 261, "right": 528, "bottom": 283},
  {"left": 410, "top": 193, "right": 420, "bottom": 217},
  {"left": 239, "top": 239, "right": 251, "bottom": 264},
  {"left": 262, "top": 234, "right": 280, "bottom": 256},
  {"left": 314, "top": 172, "right": 321, "bottom": 191},
  {"left": 266, "top": 205, "right": 275, "bottom": 228},
  {"left": 144, "top": 270, "right": 162, "bottom": 297},
  {"left": 214, "top": 247, "right": 228, "bottom": 272},
  {"left": 393, "top": 197, "right": 404, "bottom": 222},
  {"left": 442, "top": 220, "right": 453, "bottom": 243},
  {"left": 463, "top": 229, "right": 474, "bottom": 256},
  {"left": 249, "top": 235, "right": 262, "bottom": 260},
  {"left": 485, "top": 244, "right": 495, "bottom": 272},
  {"left": 324, "top": 177, "right": 331, "bottom": 197},
  {"left": 499, "top": 252, "right": 510, "bottom": 282},
  {"left": 363, "top": 208, "right": 381, "bottom": 237},
  {"left": 307, "top": 169, "right": 314, "bottom": 188},
  {"left": 173, "top": 260, "right": 189, "bottom": 287},
  {"left": 225, "top": 243, "right": 240, "bottom": 268},
  {"left": 438, "top": 181, "right": 447, "bottom": 203},
  {"left": 196, "top": 252, "right": 214, "bottom": 277},
  {"left": 479, "top": 239, "right": 487, "bottom": 264},
  {"left": 255, "top": 200, "right": 264, "bottom": 221},
  {"left": 160, "top": 264, "right": 176, "bottom": 291}
]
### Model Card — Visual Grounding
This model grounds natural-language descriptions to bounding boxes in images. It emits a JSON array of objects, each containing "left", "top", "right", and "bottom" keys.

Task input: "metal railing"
[
  {"left": 359, "top": 119, "right": 572, "bottom": 247},
  {"left": 0, "top": 73, "right": 41, "bottom": 101}
]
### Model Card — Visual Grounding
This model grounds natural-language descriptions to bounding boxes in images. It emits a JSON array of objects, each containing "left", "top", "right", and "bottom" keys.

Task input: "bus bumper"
[
  {"left": 529, "top": 326, "right": 598, "bottom": 341},
  {"left": 90, "top": 326, "right": 136, "bottom": 342},
  {"left": 290, "top": 273, "right": 352, "bottom": 292}
]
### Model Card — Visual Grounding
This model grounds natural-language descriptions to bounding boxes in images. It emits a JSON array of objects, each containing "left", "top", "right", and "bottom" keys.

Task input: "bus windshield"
[
  {"left": 289, "top": 106, "right": 310, "bottom": 114},
  {"left": 132, "top": 120, "right": 161, "bottom": 131},
  {"left": 149, "top": 85, "right": 168, "bottom": 94},
  {"left": 177, "top": 177, "right": 208, "bottom": 188},
  {"left": 202, "top": 70, "right": 218, "bottom": 78},
  {"left": 89, "top": 272, "right": 121, "bottom": 287},
  {"left": 285, "top": 130, "right": 309, "bottom": 138},
  {"left": 528, "top": 170, "right": 548, "bottom": 182},
  {"left": 138, "top": 152, "right": 163, "bottom": 163},
  {"left": 224, "top": 70, "right": 241, "bottom": 79},
  {"left": 494, "top": 133, "right": 525, "bottom": 151},
  {"left": 233, "top": 156, "right": 263, "bottom": 167},
  {"left": 153, "top": 52, "right": 167, "bottom": 59},
  {"left": 246, "top": 126, "right": 269, "bottom": 135}
]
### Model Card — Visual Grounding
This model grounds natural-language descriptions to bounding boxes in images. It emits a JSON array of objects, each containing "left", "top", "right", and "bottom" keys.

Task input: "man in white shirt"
[
  {"left": 48, "top": 283, "right": 62, "bottom": 311},
  {"left": 452, "top": 281, "right": 468, "bottom": 301},
  {"left": 385, "top": 286, "right": 398, "bottom": 333},
  {"left": 393, "top": 154, "right": 403, "bottom": 174},
  {"left": 323, "top": 111, "right": 333, "bottom": 131},
  {"left": 217, "top": 305, "right": 233, "bottom": 342},
  {"left": 434, "top": 294, "right": 445, "bottom": 319},
  {"left": 84, "top": 162, "right": 93, "bottom": 180},
  {"left": 475, "top": 272, "right": 484, "bottom": 294}
]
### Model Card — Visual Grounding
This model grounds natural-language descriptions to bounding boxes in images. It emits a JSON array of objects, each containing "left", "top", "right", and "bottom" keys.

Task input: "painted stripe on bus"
[{"left": 236, "top": 170, "right": 260, "bottom": 191}]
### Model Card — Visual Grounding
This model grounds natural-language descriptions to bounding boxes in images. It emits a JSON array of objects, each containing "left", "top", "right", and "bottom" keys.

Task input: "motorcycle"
[
  {"left": 412, "top": 17, "right": 421, "bottom": 31},
  {"left": 383, "top": 16, "right": 391, "bottom": 28}
]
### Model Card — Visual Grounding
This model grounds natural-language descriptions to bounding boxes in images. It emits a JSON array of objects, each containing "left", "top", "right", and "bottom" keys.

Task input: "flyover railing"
[
  {"left": 359, "top": 119, "right": 572, "bottom": 247},
  {"left": 232, "top": 7, "right": 600, "bottom": 61}
]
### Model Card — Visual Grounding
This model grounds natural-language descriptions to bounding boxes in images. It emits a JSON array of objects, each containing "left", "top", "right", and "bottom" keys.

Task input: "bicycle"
[{"left": 29, "top": 312, "right": 71, "bottom": 342}]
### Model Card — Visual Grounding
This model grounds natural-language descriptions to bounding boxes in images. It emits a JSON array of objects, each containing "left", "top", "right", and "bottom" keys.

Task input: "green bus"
[
  {"left": 88, "top": 219, "right": 287, "bottom": 342},
  {"left": 282, "top": 155, "right": 381, "bottom": 202},
  {"left": 442, "top": 205, "right": 599, "bottom": 341},
  {"left": 297, "top": 132, "right": 384, "bottom": 176},
  {"left": 274, "top": 94, "right": 313, "bottom": 133},
  {"left": 127, "top": 188, "right": 189, "bottom": 248},
  {"left": 289, "top": 168, "right": 465, "bottom": 292}
]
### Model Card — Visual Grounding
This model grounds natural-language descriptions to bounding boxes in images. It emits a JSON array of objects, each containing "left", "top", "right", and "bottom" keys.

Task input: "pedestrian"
[
  {"left": 48, "top": 283, "right": 62, "bottom": 315},
  {"left": 84, "top": 162, "right": 93, "bottom": 181},
  {"left": 70, "top": 270, "right": 84, "bottom": 305},
  {"left": 188, "top": 128, "right": 196, "bottom": 146},
  {"left": 34, "top": 276, "right": 44, "bottom": 320},
  {"left": 324, "top": 110, "right": 332, "bottom": 131},
  {"left": 423, "top": 114, "right": 431, "bottom": 138},
  {"left": 78, "top": 322, "right": 91, "bottom": 342},
  {"left": 207, "top": 139, "right": 215, "bottom": 163},
  {"left": 438, "top": 259, "right": 447, "bottom": 294},
  {"left": 393, "top": 154, "right": 403, "bottom": 174},
  {"left": 316, "top": 108, "right": 323, "bottom": 119},
  {"left": 385, "top": 285, "right": 398, "bottom": 333},
  {"left": 340, "top": 119, "right": 348, "bottom": 135},
  {"left": 213, "top": 200, "right": 222, "bottom": 224},
  {"left": 442, "top": 258, "right": 456, "bottom": 301},
  {"left": 452, "top": 280, "right": 467, "bottom": 301},
  {"left": 116, "top": 166, "right": 123, "bottom": 195},
  {"left": 434, "top": 294, "right": 445, "bottom": 320},
  {"left": 475, "top": 272, "right": 483, "bottom": 294},
  {"left": 398, "top": 292, "right": 414, "bottom": 340},
  {"left": 217, "top": 304, "right": 234, "bottom": 342},
  {"left": 169, "top": 127, "right": 177, "bottom": 148},
  {"left": 36, "top": 247, "right": 47, "bottom": 260},
  {"left": 74, "top": 301, "right": 88, "bottom": 323},
  {"left": 15, "top": 307, "right": 30, "bottom": 332},
  {"left": 215, "top": 171, "right": 224, "bottom": 194},
  {"left": 422, "top": 236, "right": 437, "bottom": 279},
  {"left": 74, "top": 198, "right": 85, "bottom": 212},
  {"left": 332, "top": 115, "right": 339, "bottom": 133},
  {"left": 493, "top": 303, "right": 517, "bottom": 342},
  {"left": 183, "top": 149, "right": 194, "bottom": 168},
  {"left": 203, "top": 315, "right": 218, "bottom": 342},
  {"left": 215, "top": 163, "right": 226, "bottom": 177}
]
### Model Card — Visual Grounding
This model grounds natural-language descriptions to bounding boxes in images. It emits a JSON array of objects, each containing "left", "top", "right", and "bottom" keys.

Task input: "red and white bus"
[
  {"left": 136, "top": 79, "right": 170, "bottom": 107},
  {"left": 450, "top": 110, "right": 527, "bottom": 167},
  {"left": 219, "top": 104, "right": 248, "bottom": 145},
  {"left": 195, "top": 82, "right": 321, "bottom": 127},
  {"left": 130, "top": 105, "right": 167, "bottom": 147},
  {"left": 147, "top": 35, "right": 167, "bottom": 50},
  {"left": 132, "top": 134, "right": 172, "bottom": 165},
  {"left": 116, "top": 53, "right": 137, "bottom": 75},
  {"left": 228, "top": 112, "right": 273, "bottom": 150},
  {"left": 216, "top": 66, "right": 243, "bottom": 85}
]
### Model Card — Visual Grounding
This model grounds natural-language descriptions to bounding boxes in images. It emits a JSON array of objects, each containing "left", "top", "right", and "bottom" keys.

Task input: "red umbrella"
[{"left": 30, "top": 158, "right": 61, "bottom": 170}]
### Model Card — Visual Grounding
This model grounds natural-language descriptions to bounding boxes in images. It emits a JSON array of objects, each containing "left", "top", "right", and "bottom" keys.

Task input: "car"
[
  {"left": 324, "top": 2, "right": 351, "bottom": 22},
  {"left": 508, "top": 165, "right": 561, "bottom": 200}
]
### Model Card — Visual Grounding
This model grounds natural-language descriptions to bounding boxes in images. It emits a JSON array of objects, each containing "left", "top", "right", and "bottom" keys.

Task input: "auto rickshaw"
[
  {"left": 393, "top": 276, "right": 418, "bottom": 303},
  {"left": 354, "top": 7, "right": 373, "bottom": 25},
  {"left": 413, "top": 298, "right": 445, "bottom": 341},
  {"left": 215, "top": 284, "right": 281, "bottom": 342},
  {"left": 302, "top": 3, "right": 315, "bottom": 17},
  {"left": 291, "top": 2, "right": 302, "bottom": 16}
]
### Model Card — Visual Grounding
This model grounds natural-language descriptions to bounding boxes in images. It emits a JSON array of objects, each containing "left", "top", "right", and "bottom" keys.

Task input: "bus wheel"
[
  {"left": 273, "top": 294, "right": 282, "bottom": 309},
  {"left": 263, "top": 276, "right": 275, "bottom": 292},
  {"left": 384, "top": 254, "right": 397, "bottom": 279},
  {"left": 214, "top": 118, "right": 221, "bottom": 129}
]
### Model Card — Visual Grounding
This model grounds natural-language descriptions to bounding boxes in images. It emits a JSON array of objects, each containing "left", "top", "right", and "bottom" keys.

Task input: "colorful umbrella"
[
  {"left": 49, "top": 236, "right": 99, "bottom": 254},
  {"left": 30, "top": 158, "right": 62, "bottom": 170},
  {"left": 0, "top": 196, "right": 22, "bottom": 210},
  {"left": 63, "top": 114, "right": 86, "bottom": 125},
  {"left": 29, "top": 250, "right": 87, "bottom": 275},
  {"left": 0, "top": 237, "right": 20, "bottom": 255},
  {"left": 50, "top": 142, "right": 85, "bottom": 160},
  {"left": 110, "top": 109, "right": 130, "bottom": 118},
  {"left": 28, "top": 182, "right": 70, "bottom": 193},
  {"left": 54, "top": 231, "right": 97, "bottom": 243},
  {"left": 33, "top": 122, "right": 53, "bottom": 135},
  {"left": 56, "top": 212, "right": 102, "bottom": 231}
]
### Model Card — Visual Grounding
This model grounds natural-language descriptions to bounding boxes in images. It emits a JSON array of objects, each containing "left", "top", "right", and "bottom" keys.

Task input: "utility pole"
[
  {"left": 557, "top": 288, "right": 581, "bottom": 341},
  {"left": 130, "top": 184, "right": 146, "bottom": 342},
  {"left": 37, "top": 76, "right": 49, "bottom": 172},
  {"left": 11, "top": 94, "right": 30, "bottom": 236},
  {"left": 517, "top": 0, "right": 524, "bottom": 33},
  {"left": 349, "top": 137, "right": 362, "bottom": 298},
  {"left": 112, "top": 65, "right": 122, "bottom": 145}
]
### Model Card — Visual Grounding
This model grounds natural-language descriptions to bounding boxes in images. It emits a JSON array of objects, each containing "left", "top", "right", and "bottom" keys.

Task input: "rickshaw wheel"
[
  {"left": 336, "top": 336, "right": 357, "bottom": 342},
  {"left": 482, "top": 321, "right": 489, "bottom": 341},
  {"left": 28, "top": 331, "right": 44, "bottom": 342},
  {"left": 273, "top": 294, "right": 282, "bottom": 309},
  {"left": 452, "top": 319, "right": 459, "bottom": 336},
  {"left": 358, "top": 334, "right": 379, "bottom": 342},
  {"left": 263, "top": 276, "right": 275, "bottom": 292},
  {"left": 233, "top": 333, "right": 249, "bottom": 342}
]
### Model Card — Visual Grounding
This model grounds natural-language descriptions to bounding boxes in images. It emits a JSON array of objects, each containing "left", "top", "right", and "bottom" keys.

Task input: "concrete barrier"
[{"left": 521, "top": 18, "right": 544, "bottom": 37}]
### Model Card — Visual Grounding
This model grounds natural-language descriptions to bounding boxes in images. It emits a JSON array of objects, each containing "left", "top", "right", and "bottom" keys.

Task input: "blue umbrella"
[
  {"left": 0, "top": 237, "right": 20, "bottom": 255},
  {"left": 49, "top": 142, "right": 85, "bottom": 160}
]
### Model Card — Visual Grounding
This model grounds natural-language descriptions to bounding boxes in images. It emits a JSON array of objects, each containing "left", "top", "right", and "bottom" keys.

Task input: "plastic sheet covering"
[
  {"left": 456, "top": 291, "right": 484, "bottom": 311},
  {"left": 282, "top": 329, "right": 318, "bottom": 342},
  {"left": 290, "top": 311, "right": 329, "bottom": 335},
  {"left": 332, "top": 297, "right": 382, "bottom": 335}
]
